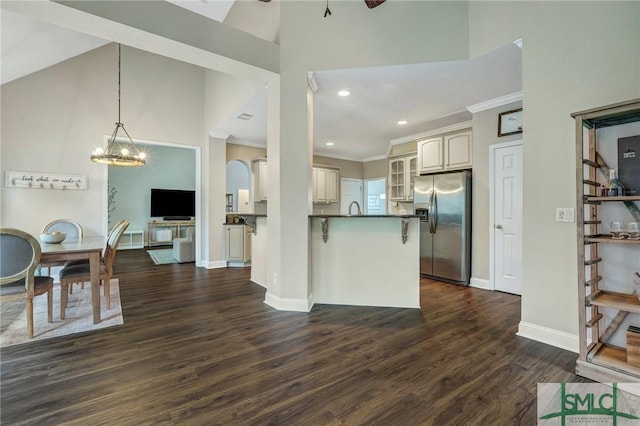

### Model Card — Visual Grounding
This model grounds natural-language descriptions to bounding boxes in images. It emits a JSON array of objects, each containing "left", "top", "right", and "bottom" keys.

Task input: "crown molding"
[
  {"left": 314, "top": 150, "right": 369, "bottom": 162},
  {"left": 466, "top": 91, "right": 523, "bottom": 114},
  {"left": 389, "top": 120, "right": 473, "bottom": 146},
  {"left": 362, "top": 153, "right": 390, "bottom": 162},
  {"left": 307, "top": 72, "right": 319, "bottom": 92},
  {"left": 209, "top": 130, "right": 230, "bottom": 140},
  {"left": 226, "top": 138, "right": 267, "bottom": 149}
]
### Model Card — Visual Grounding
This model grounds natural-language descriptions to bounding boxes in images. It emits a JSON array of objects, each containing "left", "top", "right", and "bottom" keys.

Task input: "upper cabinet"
[
  {"left": 417, "top": 130, "right": 472, "bottom": 174},
  {"left": 389, "top": 154, "right": 417, "bottom": 201},
  {"left": 252, "top": 160, "right": 339, "bottom": 204},
  {"left": 313, "top": 166, "right": 339, "bottom": 204},
  {"left": 252, "top": 158, "right": 268, "bottom": 202},
  {"left": 417, "top": 138, "right": 443, "bottom": 174},
  {"left": 445, "top": 131, "right": 473, "bottom": 170}
]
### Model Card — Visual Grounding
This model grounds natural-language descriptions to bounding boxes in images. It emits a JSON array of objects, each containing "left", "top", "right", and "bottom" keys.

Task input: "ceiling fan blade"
[{"left": 364, "top": 0, "right": 386, "bottom": 9}]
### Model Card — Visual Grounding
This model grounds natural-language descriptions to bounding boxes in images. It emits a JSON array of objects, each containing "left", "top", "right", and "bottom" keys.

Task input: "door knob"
[{"left": 495, "top": 224, "right": 503, "bottom": 230}]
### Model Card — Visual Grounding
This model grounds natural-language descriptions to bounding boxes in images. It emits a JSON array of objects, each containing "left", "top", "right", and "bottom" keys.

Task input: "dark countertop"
[
  {"left": 309, "top": 215, "right": 418, "bottom": 218},
  {"left": 233, "top": 213, "right": 267, "bottom": 217}
]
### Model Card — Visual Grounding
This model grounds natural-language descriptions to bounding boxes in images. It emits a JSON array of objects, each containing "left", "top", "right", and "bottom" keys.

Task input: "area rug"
[
  {"left": 0, "top": 278, "right": 123, "bottom": 347},
  {"left": 148, "top": 248, "right": 177, "bottom": 265}
]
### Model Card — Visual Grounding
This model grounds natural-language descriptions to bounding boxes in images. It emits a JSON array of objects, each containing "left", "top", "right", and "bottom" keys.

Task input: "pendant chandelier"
[{"left": 91, "top": 44, "right": 146, "bottom": 166}]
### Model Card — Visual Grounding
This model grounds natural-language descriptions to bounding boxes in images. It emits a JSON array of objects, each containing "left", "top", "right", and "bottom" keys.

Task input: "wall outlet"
[{"left": 556, "top": 208, "right": 575, "bottom": 222}]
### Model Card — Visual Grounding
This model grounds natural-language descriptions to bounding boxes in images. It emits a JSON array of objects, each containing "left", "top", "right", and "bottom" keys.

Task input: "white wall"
[
  {"left": 468, "top": 1, "right": 640, "bottom": 348},
  {"left": 471, "top": 101, "right": 522, "bottom": 282},
  {"left": 0, "top": 43, "right": 205, "bottom": 238},
  {"left": 277, "top": 0, "right": 640, "bottom": 347},
  {"left": 274, "top": 0, "right": 470, "bottom": 308},
  {"left": 3, "top": 1, "right": 639, "bottom": 352}
]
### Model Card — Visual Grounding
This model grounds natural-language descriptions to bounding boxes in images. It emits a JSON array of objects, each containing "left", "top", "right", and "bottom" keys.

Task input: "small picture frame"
[{"left": 498, "top": 108, "right": 523, "bottom": 137}]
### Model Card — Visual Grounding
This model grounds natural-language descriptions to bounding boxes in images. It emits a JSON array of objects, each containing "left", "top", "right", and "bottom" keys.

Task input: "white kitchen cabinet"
[
  {"left": 313, "top": 166, "right": 339, "bottom": 204},
  {"left": 225, "top": 224, "right": 251, "bottom": 264},
  {"left": 252, "top": 158, "right": 268, "bottom": 202},
  {"left": 417, "top": 137, "right": 444, "bottom": 174},
  {"left": 417, "top": 131, "right": 472, "bottom": 174},
  {"left": 389, "top": 154, "right": 417, "bottom": 201},
  {"left": 444, "top": 131, "right": 473, "bottom": 170}
]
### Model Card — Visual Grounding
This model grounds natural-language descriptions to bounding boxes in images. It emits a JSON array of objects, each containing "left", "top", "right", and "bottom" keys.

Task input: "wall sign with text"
[{"left": 4, "top": 170, "right": 87, "bottom": 190}]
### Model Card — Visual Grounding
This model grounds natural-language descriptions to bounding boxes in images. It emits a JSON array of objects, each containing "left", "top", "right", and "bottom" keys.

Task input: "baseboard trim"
[
  {"left": 517, "top": 321, "right": 579, "bottom": 353},
  {"left": 470, "top": 277, "right": 492, "bottom": 290},
  {"left": 202, "top": 260, "right": 227, "bottom": 269},
  {"left": 227, "top": 261, "right": 251, "bottom": 268},
  {"left": 264, "top": 291, "right": 313, "bottom": 312},
  {"left": 250, "top": 279, "right": 266, "bottom": 288}
]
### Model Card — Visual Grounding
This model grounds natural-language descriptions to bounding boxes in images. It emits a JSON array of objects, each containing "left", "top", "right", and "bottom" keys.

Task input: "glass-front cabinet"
[{"left": 389, "top": 154, "right": 416, "bottom": 201}]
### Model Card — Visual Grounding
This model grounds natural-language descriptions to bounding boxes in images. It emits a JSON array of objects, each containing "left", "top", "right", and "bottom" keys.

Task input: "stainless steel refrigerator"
[{"left": 414, "top": 170, "right": 471, "bottom": 285}]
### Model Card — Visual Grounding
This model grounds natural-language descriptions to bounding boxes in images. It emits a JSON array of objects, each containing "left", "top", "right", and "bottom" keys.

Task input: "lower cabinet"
[{"left": 225, "top": 224, "right": 251, "bottom": 265}]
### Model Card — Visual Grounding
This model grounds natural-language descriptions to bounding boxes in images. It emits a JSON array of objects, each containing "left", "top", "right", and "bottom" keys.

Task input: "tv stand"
[{"left": 148, "top": 219, "right": 195, "bottom": 246}]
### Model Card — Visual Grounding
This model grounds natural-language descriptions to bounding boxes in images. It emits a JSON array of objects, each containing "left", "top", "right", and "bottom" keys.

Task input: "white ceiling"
[{"left": 1, "top": 1, "right": 522, "bottom": 162}]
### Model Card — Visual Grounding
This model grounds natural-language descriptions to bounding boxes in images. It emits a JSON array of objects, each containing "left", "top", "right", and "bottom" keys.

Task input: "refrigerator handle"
[{"left": 429, "top": 190, "right": 436, "bottom": 234}]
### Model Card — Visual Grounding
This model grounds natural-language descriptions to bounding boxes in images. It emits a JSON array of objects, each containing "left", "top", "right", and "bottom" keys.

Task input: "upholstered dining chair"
[
  {"left": 40, "top": 219, "right": 84, "bottom": 275},
  {"left": 59, "top": 221, "right": 129, "bottom": 319},
  {"left": 0, "top": 228, "right": 54, "bottom": 338}
]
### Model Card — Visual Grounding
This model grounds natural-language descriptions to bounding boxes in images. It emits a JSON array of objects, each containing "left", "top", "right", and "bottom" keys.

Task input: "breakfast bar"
[{"left": 309, "top": 215, "right": 420, "bottom": 309}]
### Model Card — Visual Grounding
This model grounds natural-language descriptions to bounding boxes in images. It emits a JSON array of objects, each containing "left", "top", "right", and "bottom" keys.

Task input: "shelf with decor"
[
  {"left": 573, "top": 98, "right": 640, "bottom": 383},
  {"left": 584, "top": 235, "right": 640, "bottom": 245}
]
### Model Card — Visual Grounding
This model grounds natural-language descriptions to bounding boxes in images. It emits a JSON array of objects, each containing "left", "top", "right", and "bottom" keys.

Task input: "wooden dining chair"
[
  {"left": 0, "top": 228, "right": 54, "bottom": 338},
  {"left": 40, "top": 219, "right": 84, "bottom": 275},
  {"left": 59, "top": 221, "right": 129, "bottom": 319},
  {"left": 65, "top": 220, "right": 128, "bottom": 294}
]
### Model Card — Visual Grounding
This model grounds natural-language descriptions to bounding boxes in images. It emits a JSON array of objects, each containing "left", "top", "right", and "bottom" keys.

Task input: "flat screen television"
[{"left": 150, "top": 188, "right": 195, "bottom": 220}]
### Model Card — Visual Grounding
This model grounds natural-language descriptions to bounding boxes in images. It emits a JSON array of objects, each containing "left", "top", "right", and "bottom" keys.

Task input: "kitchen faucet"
[{"left": 348, "top": 201, "right": 362, "bottom": 216}]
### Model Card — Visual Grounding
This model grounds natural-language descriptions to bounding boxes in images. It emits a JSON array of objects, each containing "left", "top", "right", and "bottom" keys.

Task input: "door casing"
[{"left": 490, "top": 140, "right": 523, "bottom": 294}]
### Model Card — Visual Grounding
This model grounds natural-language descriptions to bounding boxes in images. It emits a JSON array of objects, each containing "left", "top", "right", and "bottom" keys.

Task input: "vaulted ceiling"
[{"left": 1, "top": 1, "right": 521, "bottom": 161}]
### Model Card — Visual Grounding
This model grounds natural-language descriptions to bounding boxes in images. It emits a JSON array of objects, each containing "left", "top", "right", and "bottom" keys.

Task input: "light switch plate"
[{"left": 556, "top": 208, "right": 575, "bottom": 222}]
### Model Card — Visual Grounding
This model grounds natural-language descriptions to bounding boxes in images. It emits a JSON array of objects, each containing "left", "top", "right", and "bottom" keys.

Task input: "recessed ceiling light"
[
  {"left": 397, "top": 120, "right": 407, "bottom": 125},
  {"left": 338, "top": 90, "right": 350, "bottom": 97},
  {"left": 326, "top": 141, "right": 335, "bottom": 146}
]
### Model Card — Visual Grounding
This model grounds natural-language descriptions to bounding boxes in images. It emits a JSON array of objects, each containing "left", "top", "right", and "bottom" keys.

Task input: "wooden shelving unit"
[
  {"left": 587, "top": 344, "right": 640, "bottom": 377},
  {"left": 573, "top": 98, "right": 640, "bottom": 383},
  {"left": 148, "top": 220, "right": 195, "bottom": 246},
  {"left": 589, "top": 290, "right": 640, "bottom": 314}
]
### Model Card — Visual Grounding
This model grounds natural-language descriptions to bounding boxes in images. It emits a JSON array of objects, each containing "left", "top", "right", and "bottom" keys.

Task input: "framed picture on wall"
[{"left": 498, "top": 108, "right": 523, "bottom": 137}]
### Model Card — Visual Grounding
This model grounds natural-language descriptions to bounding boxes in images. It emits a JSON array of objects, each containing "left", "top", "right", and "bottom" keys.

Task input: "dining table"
[{"left": 39, "top": 236, "right": 106, "bottom": 324}]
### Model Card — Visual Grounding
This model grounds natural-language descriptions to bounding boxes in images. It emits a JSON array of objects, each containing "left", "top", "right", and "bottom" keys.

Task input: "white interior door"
[
  {"left": 340, "top": 178, "right": 363, "bottom": 215},
  {"left": 492, "top": 142, "right": 523, "bottom": 295}
]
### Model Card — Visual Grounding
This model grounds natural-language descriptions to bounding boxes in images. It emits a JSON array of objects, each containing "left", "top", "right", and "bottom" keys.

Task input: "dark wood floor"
[{"left": 1, "top": 248, "right": 589, "bottom": 425}]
